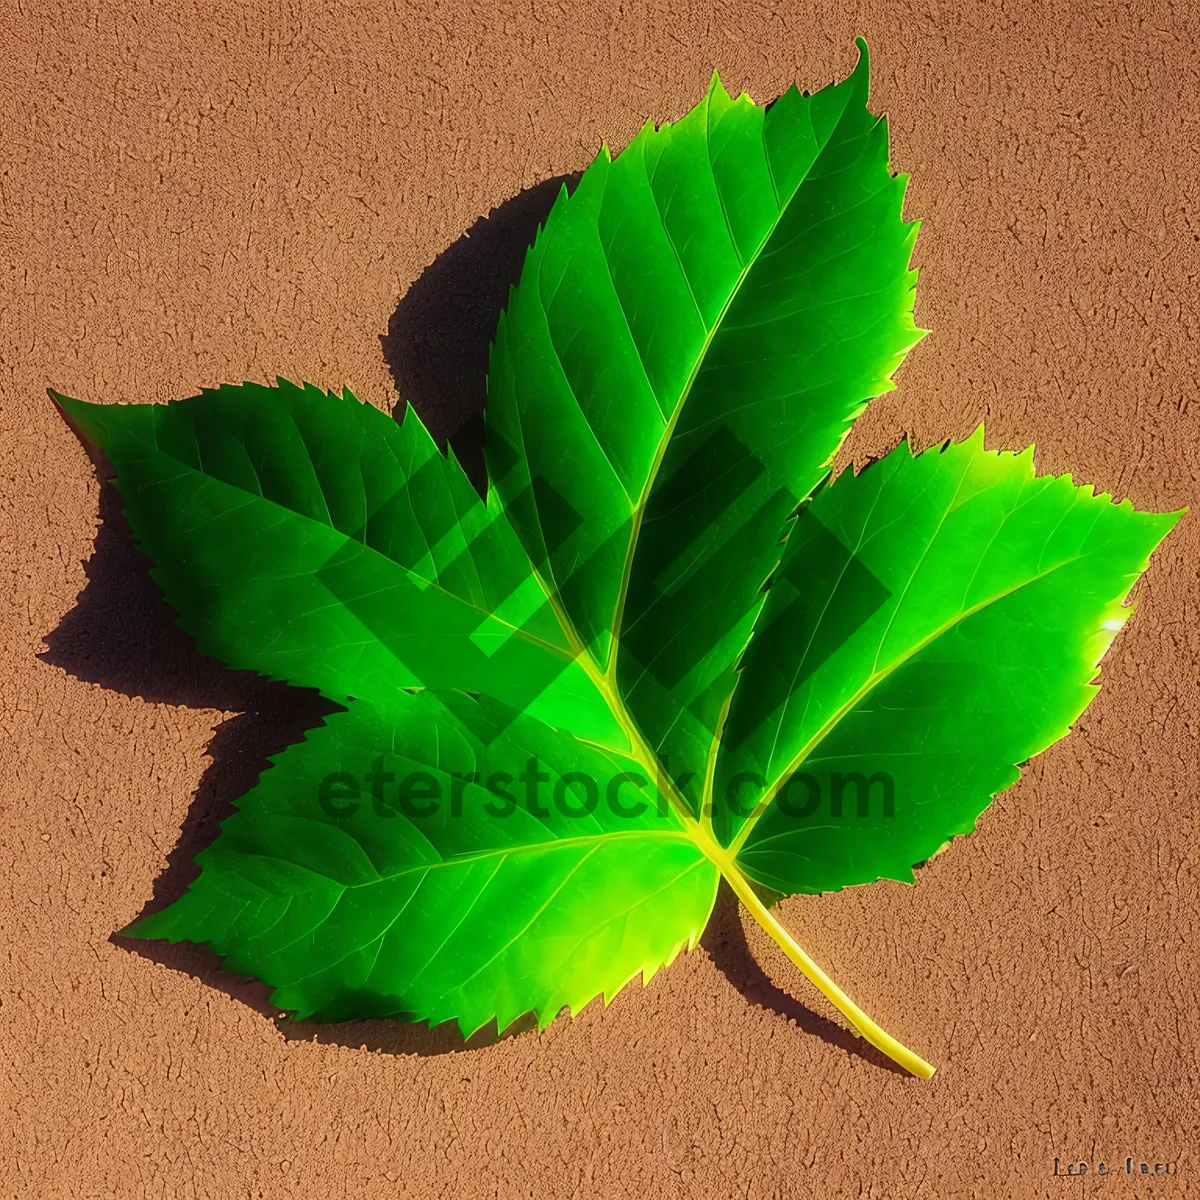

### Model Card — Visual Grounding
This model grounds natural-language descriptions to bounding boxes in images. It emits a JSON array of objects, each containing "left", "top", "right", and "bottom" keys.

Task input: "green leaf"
[
  {"left": 716, "top": 428, "right": 1184, "bottom": 891},
  {"left": 53, "top": 41, "right": 1183, "bottom": 1078},
  {"left": 128, "top": 692, "right": 716, "bottom": 1033},
  {"left": 486, "top": 38, "right": 923, "bottom": 808},
  {"left": 53, "top": 379, "right": 626, "bottom": 749}
]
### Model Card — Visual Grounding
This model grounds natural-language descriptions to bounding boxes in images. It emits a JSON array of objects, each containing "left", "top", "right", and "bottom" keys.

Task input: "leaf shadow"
[
  {"left": 42, "top": 474, "right": 327, "bottom": 1015},
  {"left": 47, "top": 172, "right": 906, "bottom": 1072},
  {"left": 701, "top": 881, "right": 908, "bottom": 1075},
  {"left": 380, "top": 172, "right": 578, "bottom": 495}
]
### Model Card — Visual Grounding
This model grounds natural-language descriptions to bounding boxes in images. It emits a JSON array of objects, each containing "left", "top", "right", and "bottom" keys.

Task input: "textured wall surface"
[{"left": 2, "top": 2, "right": 1198, "bottom": 1196}]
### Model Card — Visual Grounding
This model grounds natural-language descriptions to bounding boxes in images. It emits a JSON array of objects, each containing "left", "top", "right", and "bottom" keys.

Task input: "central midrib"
[
  {"left": 232, "top": 827, "right": 700, "bottom": 893},
  {"left": 726, "top": 552, "right": 1085, "bottom": 857},
  {"left": 602, "top": 100, "right": 854, "bottom": 682}
]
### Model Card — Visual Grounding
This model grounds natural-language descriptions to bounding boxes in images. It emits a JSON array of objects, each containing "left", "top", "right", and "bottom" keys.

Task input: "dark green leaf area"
[
  {"left": 53, "top": 382, "right": 627, "bottom": 749},
  {"left": 486, "top": 40, "right": 924, "bottom": 801}
]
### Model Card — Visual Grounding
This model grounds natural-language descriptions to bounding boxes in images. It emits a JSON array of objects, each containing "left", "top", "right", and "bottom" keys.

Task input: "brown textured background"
[{"left": 2, "top": 1, "right": 1198, "bottom": 1196}]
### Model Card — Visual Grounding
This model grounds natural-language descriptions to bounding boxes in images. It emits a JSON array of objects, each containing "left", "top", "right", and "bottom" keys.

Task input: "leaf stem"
[
  {"left": 530, "top": 554, "right": 934, "bottom": 1079},
  {"left": 712, "top": 845, "right": 936, "bottom": 1079}
]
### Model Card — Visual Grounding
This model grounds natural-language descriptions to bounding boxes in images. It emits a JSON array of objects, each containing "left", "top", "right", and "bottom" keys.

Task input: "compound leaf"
[{"left": 53, "top": 42, "right": 1184, "bottom": 1077}]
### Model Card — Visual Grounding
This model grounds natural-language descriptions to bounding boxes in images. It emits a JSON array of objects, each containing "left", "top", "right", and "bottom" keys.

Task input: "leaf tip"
[
  {"left": 118, "top": 912, "right": 161, "bottom": 941},
  {"left": 852, "top": 35, "right": 870, "bottom": 76},
  {"left": 48, "top": 386, "right": 82, "bottom": 418},
  {"left": 706, "top": 68, "right": 735, "bottom": 106},
  {"left": 49, "top": 387, "right": 113, "bottom": 455}
]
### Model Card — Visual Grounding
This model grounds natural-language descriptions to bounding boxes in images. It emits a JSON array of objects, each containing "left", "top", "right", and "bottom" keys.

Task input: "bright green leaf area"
[
  {"left": 718, "top": 429, "right": 1181, "bottom": 891},
  {"left": 54, "top": 40, "right": 1182, "bottom": 1076},
  {"left": 132, "top": 691, "right": 715, "bottom": 1032},
  {"left": 487, "top": 40, "right": 922, "bottom": 812}
]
